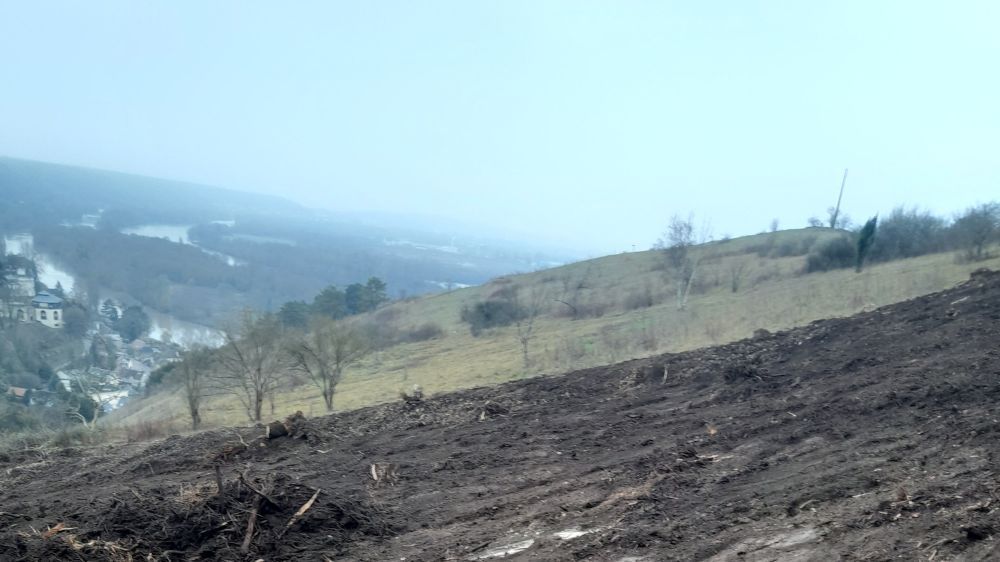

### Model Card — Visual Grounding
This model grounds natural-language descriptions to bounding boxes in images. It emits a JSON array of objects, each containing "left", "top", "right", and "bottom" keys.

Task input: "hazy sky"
[{"left": 1, "top": 2, "right": 998, "bottom": 255}]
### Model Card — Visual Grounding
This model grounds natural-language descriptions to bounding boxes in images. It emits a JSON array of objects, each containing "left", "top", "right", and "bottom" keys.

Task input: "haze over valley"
[
  {"left": 0, "top": 156, "right": 574, "bottom": 343},
  {"left": 3, "top": 3, "right": 1000, "bottom": 561}
]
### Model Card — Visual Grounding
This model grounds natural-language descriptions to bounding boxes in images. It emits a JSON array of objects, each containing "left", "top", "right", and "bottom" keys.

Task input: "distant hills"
[
  {"left": 0, "top": 156, "right": 575, "bottom": 328},
  {"left": 0, "top": 156, "right": 303, "bottom": 230}
]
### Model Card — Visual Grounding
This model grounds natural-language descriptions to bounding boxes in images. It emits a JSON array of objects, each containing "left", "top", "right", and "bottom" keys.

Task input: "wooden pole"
[{"left": 831, "top": 168, "right": 848, "bottom": 229}]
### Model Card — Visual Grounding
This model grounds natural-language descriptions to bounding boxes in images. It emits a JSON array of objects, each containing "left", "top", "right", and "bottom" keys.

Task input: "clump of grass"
[
  {"left": 122, "top": 419, "right": 176, "bottom": 443},
  {"left": 48, "top": 425, "right": 108, "bottom": 448}
]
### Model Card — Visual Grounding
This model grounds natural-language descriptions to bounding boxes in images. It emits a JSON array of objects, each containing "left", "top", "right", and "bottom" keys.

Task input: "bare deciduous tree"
[
  {"left": 555, "top": 264, "right": 593, "bottom": 319},
  {"left": 287, "top": 316, "right": 369, "bottom": 412},
  {"left": 655, "top": 214, "right": 711, "bottom": 310},
  {"left": 512, "top": 285, "right": 550, "bottom": 373},
  {"left": 953, "top": 202, "right": 1000, "bottom": 261},
  {"left": 729, "top": 259, "right": 749, "bottom": 293},
  {"left": 217, "top": 310, "right": 286, "bottom": 422},
  {"left": 179, "top": 346, "right": 212, "bottom": 430},
  {"left": 66, "top": 369, "right": 118, "bottom": 429}
]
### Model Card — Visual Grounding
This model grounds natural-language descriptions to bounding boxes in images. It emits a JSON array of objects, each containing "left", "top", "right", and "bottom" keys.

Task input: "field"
[
  {"left": 112, "top": 229, "right": 1000, "bottom": 430},
  {"left": 2, "top": 268, "right": 999, "bottom": 560}
]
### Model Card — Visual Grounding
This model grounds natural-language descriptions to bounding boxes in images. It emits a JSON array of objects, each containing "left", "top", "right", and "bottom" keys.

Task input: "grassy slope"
[{"left": 113, "top": 228, "right": 1000, "bottom": 428}]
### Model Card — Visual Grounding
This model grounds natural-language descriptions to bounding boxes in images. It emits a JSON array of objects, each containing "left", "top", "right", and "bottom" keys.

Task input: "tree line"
[
  {"left": 805, "top": 203, "right": 999, "bottom": 273},
  {"left": 152, "top": 277, "right": 392, "bottom": 428},
  {"left": 276, "top": 277, "right": 388, "bottom": 328},
  {"left": 154, "top": 310, "right": 370, "bottom": 429}
]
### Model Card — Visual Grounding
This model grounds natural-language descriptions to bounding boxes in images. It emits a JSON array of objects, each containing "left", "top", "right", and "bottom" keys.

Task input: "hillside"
[
  {"left": 0, "top": 156, "right": 574, "bottom": 323},
  {"left": 0, "top": 156, "right": 302, "bottom": 230},
  {"left": 3, "top": 268, "right": 999, "bottom": 560},
  {"left": 115, "top": 229, "right": 1000, "bottom": 427}
]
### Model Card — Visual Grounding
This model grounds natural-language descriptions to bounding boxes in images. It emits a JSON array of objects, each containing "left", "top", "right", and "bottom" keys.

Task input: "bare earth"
[{"left": 2, "top": 269, "right": 1000, "bottom": 561}]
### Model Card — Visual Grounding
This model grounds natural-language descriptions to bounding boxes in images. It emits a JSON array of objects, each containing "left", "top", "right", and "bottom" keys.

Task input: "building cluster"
[
  {"left": 53, "top": 335, "right": 181, "bottom": 411},
  {"left": 4, "top": 313, "right": 182, "bottom": 412}
]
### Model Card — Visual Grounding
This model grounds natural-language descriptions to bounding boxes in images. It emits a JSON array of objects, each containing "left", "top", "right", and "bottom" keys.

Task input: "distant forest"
[
  {"left": 31, "top": 220, "right": 493, "bottom": 325},
  {"left": 0, "top": 156, "right": 300, "bottom": 231},
  {"left": 1, "top": 157, "right": 562, "bottom": 326}
]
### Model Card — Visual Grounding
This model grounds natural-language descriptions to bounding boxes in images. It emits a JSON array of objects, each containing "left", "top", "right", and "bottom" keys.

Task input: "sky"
[{"left": 1, "top": 2, "right": 999, "bottom": 255}]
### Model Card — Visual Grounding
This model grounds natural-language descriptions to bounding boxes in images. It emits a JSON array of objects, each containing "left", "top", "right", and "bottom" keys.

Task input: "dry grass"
[{"left": 110, "top": 229, "right": 1000, "bottom": 428}]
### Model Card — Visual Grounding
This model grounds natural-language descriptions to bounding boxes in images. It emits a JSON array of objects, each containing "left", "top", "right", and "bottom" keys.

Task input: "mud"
[{"left": 2, "top": 270, "right": 1000, "bottom": 561}]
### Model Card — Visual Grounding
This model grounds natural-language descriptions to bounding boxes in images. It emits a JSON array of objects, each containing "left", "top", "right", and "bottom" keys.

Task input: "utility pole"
[{"left": 830, "top": 168, "right": 848, "bottom": 229}]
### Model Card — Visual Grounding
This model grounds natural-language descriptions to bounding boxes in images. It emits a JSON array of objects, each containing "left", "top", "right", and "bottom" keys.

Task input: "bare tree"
[
  {"left": 953, "top": 202, "right": 1000, "bottom": 261},
  {"left": 217, "top": 310, "right": 286, "bottom": 422},
  {"left": 512, "top": 285, "right": 550, "bottom": 373},
  {"left": 729, "top": 259, "right": 749, "bottom": 293},
  {"left": 179, "top": 346, "right": 212, "bottom": 430},
  {"left": 555, "top": 264, "right": 593, "bottom": 319},
  {"left": 287, "top": 316, "right": 369, "bottom": 412},
  {"left": 655, "top": 214, "right": 710, "bottom": 310},
  {"left": 66, "top": 369, "right": 119, "bottom": 429}
]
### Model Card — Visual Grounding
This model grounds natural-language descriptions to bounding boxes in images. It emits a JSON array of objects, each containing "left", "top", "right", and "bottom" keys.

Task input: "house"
[
  {"left": 2, "top": 265, "right": 36, "bottom": 323},
  {"left": 1, "top": 260, "right": 64, "bottom": 329},
  {"left": 5, "top": 386, "right": 32, "bottom": 405},
  {"left": 32, "top": 291, "right": 63, "bottom": 328}
]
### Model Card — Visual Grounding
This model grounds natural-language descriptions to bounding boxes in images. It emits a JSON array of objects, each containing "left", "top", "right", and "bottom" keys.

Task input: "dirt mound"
[{"left": 2, "top": 270, "right": 1000, "bottom": 560}]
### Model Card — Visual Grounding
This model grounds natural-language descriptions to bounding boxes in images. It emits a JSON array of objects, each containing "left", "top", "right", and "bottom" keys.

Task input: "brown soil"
[{"left": 3, "top": 270, "right": 1000, "bottom": 561}]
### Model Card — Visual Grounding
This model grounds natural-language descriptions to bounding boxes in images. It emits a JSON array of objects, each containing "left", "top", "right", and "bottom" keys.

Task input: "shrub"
[
  {"left": 48, "top": 425, "right": 106, "bottom": 447},
  {"left": 772, "top": 235, "right": 817, "bottom": 257},
  {"left": 460, "top": 297, "right": 522, "bottom": 336},
  {"left": 951, "top": 202, "right": 999, "bottom": 261},
  {"left": 804, "top": 236, "right": 855, "bottom": 273},
  {"left": 373, "top": 307, "right": 401, "bottom": 324},
  {"left": 623, "top": 289, "right": 655, "bottom": 311},
  {"left": 0, "top": 402, "right": 43, "bottom": 432},
  {"left": 123, "top": 420, "right": 173, "bottom": 443},
  {"left": 404, "top": 322, "right": 444, "bottom": 342},
  {"left": 868, "top": 207, "right": 946, "bottom": 262},
  {"left": 751, "top": 264, "right": 782, "bottom": 286}
]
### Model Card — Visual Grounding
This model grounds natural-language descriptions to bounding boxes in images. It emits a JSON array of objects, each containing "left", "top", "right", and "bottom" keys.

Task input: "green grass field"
[{"left": 111, "top": 228, "right": 1000, "bottom": 430}]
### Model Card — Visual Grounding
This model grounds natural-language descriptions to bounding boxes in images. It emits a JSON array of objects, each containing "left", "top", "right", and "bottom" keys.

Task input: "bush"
[
  {"left": 868, "top": 207, "right": 947, "bottom": 263},
  {"left": 804, "top": 236, "right": 855, "bottom": 273},
  {"left": 773, "top": 235, "right": 817, "bottom": 258},
  {"left": 623, "top": 289, "right": 655, "bottom": 311},
  {"left": 751, "top": 264, "right": 781, "bottom": 287},
  {"left": 745, "top": 234, "right": 817, "bottom": 259},
  {"left": 48, "top": 425, "right": 107, "bottom": 447},
  {"left": 360, "top": 318, "right": 444, "bottom": 348},
  {"left": 460, "top": 297, "right": 522, "bottom": 336},
  {"left": 123, "top": 420, "right": 173, "bottom": 443},
  {"left": 576, "top": 301, "right": 609, "bottom": 318},
  {"left": 952, "top": 203, "right": 999, "bottom": 261},
  {"left": 372, "top": 307, "right": 401, "bottom": 324},
  {"left": 403, "top": 323, "right": 444, "bottom": 342},
  {"left": 0, "top": 401, "right": 43, "bottom": 432},
  {"left": 147, "top": 362, "right": 177, "bottom": 391}
]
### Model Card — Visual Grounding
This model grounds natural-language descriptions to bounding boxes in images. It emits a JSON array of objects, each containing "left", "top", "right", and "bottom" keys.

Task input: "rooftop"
[
  {"left": 6, "top": 387, "right": 28, "bottom": 398},
  {"left": 31, "top": 291, "right": 63, "bottom": 306}
]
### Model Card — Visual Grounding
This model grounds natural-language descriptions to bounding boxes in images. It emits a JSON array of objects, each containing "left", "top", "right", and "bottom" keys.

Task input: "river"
[{"left": 121, "top": 224, "right": 245, "bottom": 266}]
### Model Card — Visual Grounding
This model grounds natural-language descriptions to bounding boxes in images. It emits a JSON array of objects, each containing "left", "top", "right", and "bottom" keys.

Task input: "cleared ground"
[{"left": 2, "top": 269, "right": 1000, "bottom": 560}]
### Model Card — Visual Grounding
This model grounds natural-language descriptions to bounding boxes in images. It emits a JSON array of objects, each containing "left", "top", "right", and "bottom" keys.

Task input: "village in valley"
[{"left": 2, "top": 250, "right": 182, "bottom": 418}]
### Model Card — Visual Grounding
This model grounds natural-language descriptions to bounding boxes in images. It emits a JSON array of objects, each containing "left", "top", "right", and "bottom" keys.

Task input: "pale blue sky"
[{"left": 1, "top": 2, "right": 998, "bottom": 254}]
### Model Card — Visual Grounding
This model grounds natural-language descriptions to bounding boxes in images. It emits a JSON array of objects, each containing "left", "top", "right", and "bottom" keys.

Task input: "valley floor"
[{"left": 2, "top": 269, "right": 1000, "bottom": 561}]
